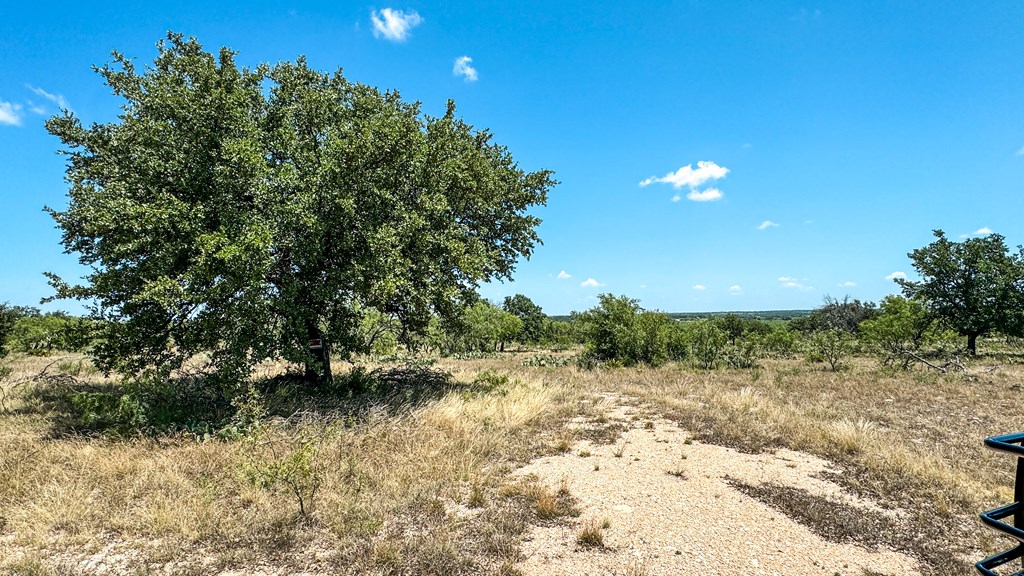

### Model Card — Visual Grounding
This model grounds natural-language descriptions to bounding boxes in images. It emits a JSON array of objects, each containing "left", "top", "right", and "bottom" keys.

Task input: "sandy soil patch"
[{"left": 515, "top": 395, "right": 919, "bottom": 576}]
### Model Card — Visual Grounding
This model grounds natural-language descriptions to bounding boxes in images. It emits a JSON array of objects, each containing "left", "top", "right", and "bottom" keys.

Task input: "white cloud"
[
  {"left": 778, "top": 276, "right": 813, "bottom": 291},
  {"left": 686, "top": 187, "right": 723, "bottom": 202},
  {"left": 1016, "top": 146, "right": 1024, "bottom": 156},
  {"left": 692, "top": 284, "right": 706, "bottom": 291},
  {"left": 370, "top": 8, "right": 422, "bottom": 42},
  {"left": 580, "top": 278, "right": 604, "bottom": 288},
  {"left": 741, "top": 143, "right": 752, "bottom": 149},
  {"left": 452, "top": 56, "right": 478, "bottom": 82},
  {"left": 27, "top": 85, "right": 72, "bottom": 112},
  {"left": 885, "top": 271, "right": 907, "bottom": 281},
  {"left": 26, "top": 101, "right": 45, "bottom": 115},
  {"left": 0, "top": 101, "right": 22, "bottom": 126},
  {"left": 639, "top": 284, "right": 647, "bottom": 289},
  {"left": 961, "top": 226, "right": 994, "bottom": 238},
  {"left": 671, "top": 194, "right": 681, "bottom": 203},
  {"left": 728, "top": 285, "right": 742, "bottom": 295},
  {"left": 557, "top": 270, "right": 572, "bottom": 280},
  {"left": 639, "top": 160, "right": 729, "bottom": 189},
  {"left": 758, "top": 220, "right": 779, "bottom": 230},
  {"left": 838, "top": 281, "right": 856, "bottom": 287}
]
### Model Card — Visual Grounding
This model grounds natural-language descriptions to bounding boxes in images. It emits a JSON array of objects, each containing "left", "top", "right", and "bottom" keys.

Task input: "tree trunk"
[
  {"left": 304, "top": 324, "right": 332, "bottom": 387},
  {"left": 967, "top": 333, "right": 978, "bottom": 355}
]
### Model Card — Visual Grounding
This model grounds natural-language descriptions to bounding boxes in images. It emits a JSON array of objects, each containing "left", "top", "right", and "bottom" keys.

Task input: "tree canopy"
[
  {"left": 502, "top": 293, "right": 545, "bottom": 344},
  {"left": 897, "top": 230, "right": 1024, "bottom": 354},
  {"left": 45, "top": 34, "right": 555, "bottom": 385}
]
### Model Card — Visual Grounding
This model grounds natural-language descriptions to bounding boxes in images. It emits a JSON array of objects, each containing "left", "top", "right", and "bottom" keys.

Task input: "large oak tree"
[
  {"left": 898, "top": 230, "right": 1024, "bottom": 354},
  {"left": 45, "top": 34, "right": 554, "bottom": 385}
]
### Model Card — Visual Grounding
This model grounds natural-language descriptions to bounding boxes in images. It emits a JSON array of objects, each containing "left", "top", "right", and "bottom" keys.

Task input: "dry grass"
[
  {"left": 575, "top": 518, "right": 605, "bottom": 549},
  {"left": 1, "top": 350, "right": 1019, "bottom": 574},
  {"left": 729, "top": 480, "right": 970, "bottom": 575},
  {"left": 0, "top": 353, "right": 593, "bottom": 574}
]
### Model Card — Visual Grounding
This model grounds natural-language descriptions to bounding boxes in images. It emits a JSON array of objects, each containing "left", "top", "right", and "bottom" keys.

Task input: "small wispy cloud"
[
  {"left": 885, "top": 271, "right": 907, "bottom": 281},
  {"left": 452, "top": 56, "right": 478, "bottom": 81},
  {"left": 741, "top": 143, "right": 752, "bottom": 149},
  {"left": 693, "top": 284, "right": 706, "bottom": 291},
  {"left": 1016, "top": 146, "right": 1024, "bottom": 156},
  {"left": 778, "top": 276, "right": 814, "bottom": 291},
  {"left": 0, "top": 101, "right": 23, "bottom": 126},
  {"left": 639, "top": 160, "right": 728, "bottom": 189},
  {"left": 671, "top": 194, "right": 681, "bottom": 203},
  {"left": 639, "top": 284, "right": 647, "bottom": 289},
  {"left": 959, "top": 227, "right": 993, "bottom": 239},
  {"left": 791, "top": 8, "right": 822, "bottom": 21},
  {"left": 686, "top": 188, "right": 723, "bottom": 202},
  {"left": 27, "top": 85, "right": 72, "bottom": 113},
  {"left": 728, "top": 285, "right": 742, "bottom": 295},
  {"left": 838, "top": 281, "right": 856, "bottom": 288},
  {"left": 370, "top": 8, "right": 423, "bottom": 42},
  {"left": 758, "top": 220, "right": 779, "bottom": 230},
  {"left": 557, "top": 270, "right": 572, "bottom": 280},
  {"left": 580, "top": 278, "right": 604, "bottom": 288}
]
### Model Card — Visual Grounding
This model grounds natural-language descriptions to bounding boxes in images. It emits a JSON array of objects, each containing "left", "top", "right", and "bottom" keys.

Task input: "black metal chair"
[{"left": 978, "top": 432, "right": 1024, "bottom": 575}]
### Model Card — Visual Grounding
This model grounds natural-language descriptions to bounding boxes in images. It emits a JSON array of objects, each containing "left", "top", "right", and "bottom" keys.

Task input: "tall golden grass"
[{"left": 1, "top": 350, "right": 1018, "bottom": 574}]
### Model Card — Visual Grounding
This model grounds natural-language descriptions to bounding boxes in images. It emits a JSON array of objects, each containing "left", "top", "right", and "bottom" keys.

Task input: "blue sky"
[{"left": 2, "top": 1, "right": 1022, "bottom": 315}]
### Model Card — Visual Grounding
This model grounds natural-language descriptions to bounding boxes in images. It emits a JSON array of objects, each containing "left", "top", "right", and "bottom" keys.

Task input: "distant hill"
[{"left": 549, "top": 309, "right": 812, "bottom": 322}]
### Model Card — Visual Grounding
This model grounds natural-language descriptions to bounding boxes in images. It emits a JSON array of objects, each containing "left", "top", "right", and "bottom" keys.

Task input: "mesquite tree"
[{"left": 45, "top": 34, "right": 554, "bottom": 386}]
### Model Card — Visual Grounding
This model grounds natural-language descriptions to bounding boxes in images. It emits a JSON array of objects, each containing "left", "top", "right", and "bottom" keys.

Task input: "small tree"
[
  {"left": 807, "top": 329, "right": 852, "bottom": 371},
  {"left": 494, "top": 309, "right": 524, "bottom": 352},
  {"left": 502, "top": 294, "right": 545, "bottom": 345},
  {"left": 860, "top": 295, "right": 945, "bottom": 369},
  {"left": 898, "top": 230, "right": 1024, "bottom": 355},
  {"left": 792, "top": 296, "right": 877, "bottom": 334},
  {"left": 714, "top": 314, "right": 745, "bottom": 345}
]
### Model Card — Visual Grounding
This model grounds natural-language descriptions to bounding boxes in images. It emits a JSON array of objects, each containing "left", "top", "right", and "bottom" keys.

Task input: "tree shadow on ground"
[
  {"left": 257, "top": 364, "right": 459, "bottom": 422},
  {"left": 7, "top": 363, "right": 464, "bottom": 438}
]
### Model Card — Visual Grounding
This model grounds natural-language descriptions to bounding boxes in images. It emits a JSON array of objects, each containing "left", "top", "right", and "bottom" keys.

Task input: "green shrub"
[
  {"left": 242, "top": 424, "right": 330, "bottom": 518},
  {"left": 66, "top": 371, "right": 236, "bottom": 436},
  {"left": 573, "top": 294, "right": 671, "bottom": 367},
  {"left": 666, "top": 322, "right": 689, "bottom": 361},
  {"left": 807, "top": 329, "right": 852, "bottom": 371},
  {"left": 723, "top": 341, "right": 759, "bottom": 369},
  {"left": 687, "top": 319, "right": 727, "bottom": 369},
  {"left": 751, "top": 326, "right": 798, "bottom": 358},
  {"left": 859, "top": 295, "right": 953, "bottom": 369}
]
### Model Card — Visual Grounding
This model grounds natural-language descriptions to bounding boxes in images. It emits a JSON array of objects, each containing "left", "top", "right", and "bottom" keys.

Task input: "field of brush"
[{"left": 1, "top": 349, "right": 1022, "bottom": 575}]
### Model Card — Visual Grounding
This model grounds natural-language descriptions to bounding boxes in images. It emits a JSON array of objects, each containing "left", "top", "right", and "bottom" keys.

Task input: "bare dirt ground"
[{"left": 514, "top": 394, "right": 919, "bottom": 576}]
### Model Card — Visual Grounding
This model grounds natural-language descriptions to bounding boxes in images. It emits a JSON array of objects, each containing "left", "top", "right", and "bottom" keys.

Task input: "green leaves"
[
  {"left": 46, "top": 33, "right": 554, "bottom": 386},
  {"left": 899, "top": 230, "right": 1024, "bottom": 353}
]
